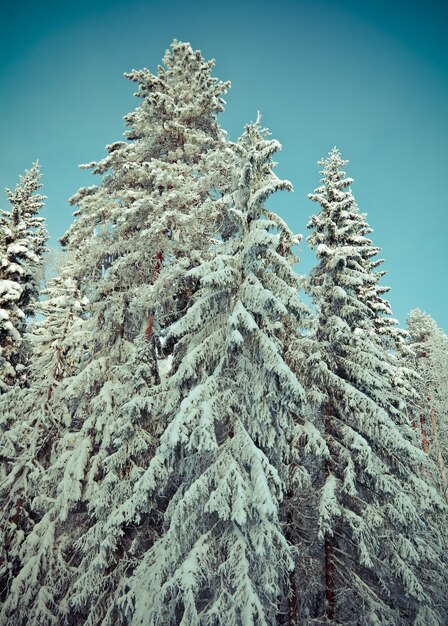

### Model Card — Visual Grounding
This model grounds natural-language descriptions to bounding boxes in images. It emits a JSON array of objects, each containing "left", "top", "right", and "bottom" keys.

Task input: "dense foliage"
[{"left": 1, "top": 42, "right": 447, "bottom": 626}]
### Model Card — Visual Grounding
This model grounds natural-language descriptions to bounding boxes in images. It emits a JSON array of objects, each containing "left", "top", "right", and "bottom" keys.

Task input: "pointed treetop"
[
  {"left": 408, "top": 308, "right": 439, "bottom": 336},
  {"left": 238, "top": 112, "right": 272, "bottom": 149},
  {"left": 5, "top": 162, "right": 46, "bottom": 217},
  {"left": 319, "top": 146, "right": 346, "bottom": 166},
  {"left": 125, "top": 40, "right": 230, "bottom": 116},
  {"left": 314, "top": 147, "right": 352, "bottom": 190}
]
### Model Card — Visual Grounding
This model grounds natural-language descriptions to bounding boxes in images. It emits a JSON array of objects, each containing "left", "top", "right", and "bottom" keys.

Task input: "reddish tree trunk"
[
  {"left": 145, "top": 251, "right": 164, "bottom": 342},
  {"left": 145, "top": 314, "right": 155, "bottom": 342},
  {"left": 152, "top": 250, "right": 163, "bottom": 278},
  {"left": 325, "top": 535, "right": 335, "bottom": 622},
  {"left": 9, "top": 495, "right": 23, "bottom": 526},
  {"left": 420, "top": 413, "right": 429, "bottom": 454}
]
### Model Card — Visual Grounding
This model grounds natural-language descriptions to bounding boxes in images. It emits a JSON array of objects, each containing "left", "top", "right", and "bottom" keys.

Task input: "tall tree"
[
  {"left": 298, "top": 148, "right": 448, "bottom": 624},
  {"left": 355, "top": 229, "right": 407, "bottom": 349},
  {"left": 0, "top": 256, "right": 88, "bottom": 604},
  {"left": 0, "top": 163, "right": 47, "bottom": 390},
  {"left": 0, "top": 41, "right": 240, "bottom": 626},
  {"left": 407, "top": 309, "right": 448, "bottom": 501},
  {"left": 97, "top": 120, "right": 325, "bottom": 626}
]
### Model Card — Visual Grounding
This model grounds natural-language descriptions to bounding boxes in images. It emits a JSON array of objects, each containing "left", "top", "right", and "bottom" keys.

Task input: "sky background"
[{"left": 0, "top": 0, "right": 447, "bottom": 331}]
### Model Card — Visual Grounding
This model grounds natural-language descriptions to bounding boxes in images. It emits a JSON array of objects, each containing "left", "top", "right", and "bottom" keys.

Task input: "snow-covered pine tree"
[
  {"left": 0, "top": 163, "right": 47, "bottom": 390},
  {"left": 0, "top": 255, "right": 88, "bottom": 605},
  {"left": 90, "top": 119, "right": 326, "bottom": 626},
  {"left": 0, "top": 41, "right": 240, "bottom": 626},
  {"left": 407, "top": 309, "right": 448, "bottom": 501},
  {"left": 297, "top": 148, "right": 448, "bottom": 624}
]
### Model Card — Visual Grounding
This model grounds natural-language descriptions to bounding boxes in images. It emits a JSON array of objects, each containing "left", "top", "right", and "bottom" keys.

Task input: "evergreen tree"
[
  {"left": 0, "top": 41, "right": 239, "bottom": 626},
  {"left": 0, "top": 256, "right": 88, "bottom": 605},
  {"left": 98, "top": 120, "right": 325, "bottom": 626},
  {"left": 0, "top": 163, "right": 47, "bottom": 390},
  {"left": 3, "top": 41, "right": 446, "bottom": 626},
  {"left": 407, "top": 309, "right": 448, "bottom": 501},
  {"left": 355, "top": 231, "right": 407, "bottom": 349},
  {"left": 297, "top": 148, "right": 448, "bottom": 624}
]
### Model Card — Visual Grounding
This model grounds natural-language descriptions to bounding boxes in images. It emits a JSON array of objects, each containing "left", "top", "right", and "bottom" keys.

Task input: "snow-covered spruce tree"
[
  {"left": 407, "top": 309, "right": 448, "bottom": 501},
  {"left": 349, "top": 187, "right": 420, "bottom": 438},
  {"left": 343, "top": 181, "right": 421, "bottom": 443},
  {"left": 0, "top": 42, "right": 240, "bottom": 626},
  {"left": 295, "top": 148, "right": 448, "bottom": 624},
  {"left": 0, "top": 256, "right": 88, "bottom": 605},
  {"left": 81, "top": 120, "right": 326, "bottom": 626},
  {"left": 355, "top": 228, "right": 407, "bottom": 350},
  {"left": 0, "top": 163, "right": 48, "bottom": 599},
  {"left": 0, "top": 163, "right": 47, "bottom": 390}
]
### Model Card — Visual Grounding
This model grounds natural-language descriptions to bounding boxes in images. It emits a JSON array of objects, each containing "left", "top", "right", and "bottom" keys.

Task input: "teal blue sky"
[{"left": 0, "top": 0, "right": 447, "bottom": 330}]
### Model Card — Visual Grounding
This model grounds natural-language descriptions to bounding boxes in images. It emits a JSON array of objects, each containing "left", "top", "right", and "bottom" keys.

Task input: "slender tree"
[
  {"left": 0, "top": 256, "right": 88, "bottom": 604},
  {"left": 407, "top": 309, "right": 448, "bottom": 500},
  {"left": 0, "top": 41, "right": 240, "bottom": 626},
  {"left": 297, "top": 148, "right": 448, "bottom": 624},
  {"left": 0, "top": 163, "right": 47, "bottom": 390}
]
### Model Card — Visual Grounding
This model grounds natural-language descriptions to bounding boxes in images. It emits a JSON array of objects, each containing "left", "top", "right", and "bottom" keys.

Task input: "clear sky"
[{"left": 1, "top": 0, "right": 447, "bottom": 331}]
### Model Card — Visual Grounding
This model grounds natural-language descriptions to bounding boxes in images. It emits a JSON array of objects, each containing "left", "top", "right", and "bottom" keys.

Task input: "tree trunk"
[
  {"left": 428, "top": 392, "right": 448, "bottom": 501},
  {"left": 325, "top": 401, "right": 335, "bottom": 622},
  {"left": 284, "top": 490, "right": 298, "bottom": 625},
  {"left": 325, "top": 535, "right": 335, "bottom": 622},
  {"left": 288, "top": 564, "right": 298, "bottom": 625},
  {"left": 145, "top": 313, "right": 155, "bottom": 342},
  {"left": 145, "top": 251, "right": 164, "bottom": 342},
  {"left": 420, "top": 413, "right": 429, "bottom": 454}
]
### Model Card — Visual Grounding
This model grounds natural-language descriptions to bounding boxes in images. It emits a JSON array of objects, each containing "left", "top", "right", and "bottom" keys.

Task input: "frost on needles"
[
  {"left": 110, "top": 120, "right": 325, "bottom": 626},
  {"left": 0, "top": 43, "right": 447, "bottom": 626},
  {"left": 296, "top": 147, "right": 448, "bottom": 625},
  {"left": 407, "top": 309, "right": 448, "bottom": 501},
  {"left": 1, "top": 41, "right": 239, "bottom": 626},
  {"left": 0, "top": 163, "right": 47, "bottom": 391}
]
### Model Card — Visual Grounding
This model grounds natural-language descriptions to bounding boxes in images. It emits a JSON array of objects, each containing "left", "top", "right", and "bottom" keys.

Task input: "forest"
[{"left": 0, "top": 41, "right": 447, "bottom": 625}]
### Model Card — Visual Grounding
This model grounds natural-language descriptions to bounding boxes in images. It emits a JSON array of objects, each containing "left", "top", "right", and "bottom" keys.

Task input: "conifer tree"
[
  {"left": 407, "top": 309, "right": 448, "bottom": 501},
  {"left": 0, "top": 256, "right": 88, "bottom": 605},
  {"left": 95, "top": 120, "right": 325, "bottom": 626},
  {"left": 0, "top": 41, "right": 240, "bottom": 626},
  {"left": 297, "top": 148, "right": 448, "bottom": 624},
  {"left": 0, "top": 163, "right": 47, "bottom": 390},
  {"left": 356, "top": 233, "right": 407, "bottom": 349}
]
